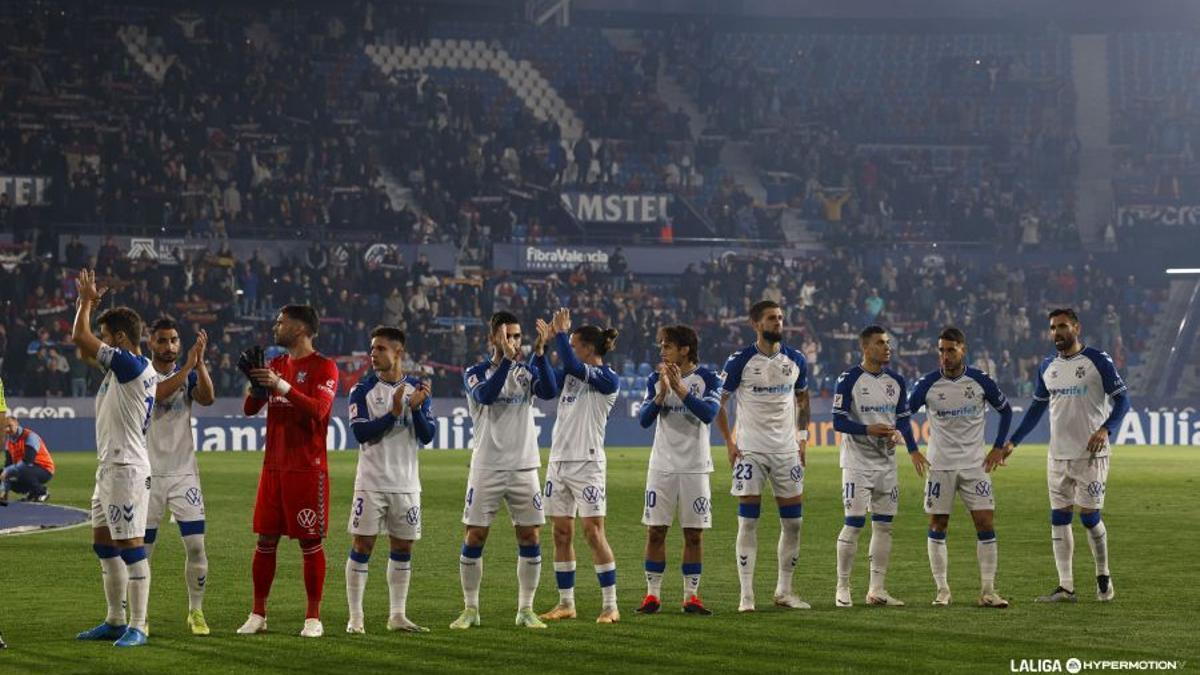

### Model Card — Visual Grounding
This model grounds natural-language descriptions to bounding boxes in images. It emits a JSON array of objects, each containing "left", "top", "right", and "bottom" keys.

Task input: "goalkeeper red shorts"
[{"left": 253, "top": 469, "right": 329, "bottom": 539}]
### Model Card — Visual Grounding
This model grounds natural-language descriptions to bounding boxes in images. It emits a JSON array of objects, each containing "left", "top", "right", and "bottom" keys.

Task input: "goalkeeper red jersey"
[{"left": 244, "top": 352, "right": 339, "bottom": 472}]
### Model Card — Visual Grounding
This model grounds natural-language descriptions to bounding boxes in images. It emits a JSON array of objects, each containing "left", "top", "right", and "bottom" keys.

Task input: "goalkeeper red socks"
[
  {"left": 301, "top": 540, "right": 326, "bottom": 619},
  {"left": 252, "top": 540, "right": 277, "bottom": 616}
]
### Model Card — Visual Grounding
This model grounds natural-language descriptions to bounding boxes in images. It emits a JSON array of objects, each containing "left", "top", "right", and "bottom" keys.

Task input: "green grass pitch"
[{"left": 0, "top": 446, "right": 1196, "bottom": 674}]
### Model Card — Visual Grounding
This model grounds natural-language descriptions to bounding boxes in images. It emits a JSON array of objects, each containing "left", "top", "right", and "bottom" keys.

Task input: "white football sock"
[
  {"left": 460, "top": 546, "right": 483, "bottom": 609},
  {"left": 776, "top": 516, "right": 803, "bottom": 596},
  {"left": 645, "top": 562, "right": 664, "bottom": 597},
  {"left": 928, "top": 532, "right": 948, "bottom": 590},
  {"left": 868, "top": 520, "right": 894, "bottom": 593},
  {"left": 97, "top": 549, "right": 128, "bottom": 625},
  {"left": 595, "top": 562, "right": 617, "bottom": 609},
  {"left": 554, "top": 561, "right": 576, "bottom": 605},
  {"left": 836, "top": 524, "right": 863, "bottom": 588},
  {"left": 182, "top": 534, "right": 208, "bottom": 612},
  {"left": 1085, "top": 520, "right": 1109, "bottom": 577},
  {"left": 123, "top": 549, "right": 151, "bottom": 633},
  {"left": 346, "top": 552, "right": 369, "bottom": 621},
  {"left": 517, "top": 545, "right": 542, "bottom": 610},
  {"left": 682, "top": 563, "right": 702, "bottom": 601},
  {"left": 977, "top": 532, "right": 997, "bottom": 594},
  {"left": 1052, "top": 524, "right": 1074, "bottom": 591},
  {"left": 735, "top": 515, "right": 759, "bottom": 599},
  {"left": 388, "top": 552, "right": 412, "bottom": 616}
]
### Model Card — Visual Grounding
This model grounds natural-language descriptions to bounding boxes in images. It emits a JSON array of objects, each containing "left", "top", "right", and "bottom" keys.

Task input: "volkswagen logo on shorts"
[
  {"left": 185, "top": 487, "right": 202, "bottom": 506},
  {"left": 1087, "top": 481, "right": 1105, "bottom": 497},
  {"left": 297, "top": 508, "right": 318, "bottom": 529},
  {"left": 889, "top": 485, "right": 900, "bottom": 502},
  {"left": 582, "top": 485, "right": 602, "bottom": 505},
  {"left": 974, "top": 481, "right": 992, "bottom": 497},
  {"left": 790, "top": 465, "right": 803, "bottom": 483},
  {"left": 108, "top": 505, "right": 121, "bottom": 524},
  {"left": 532, "top": 493, "right": 543, "bottom": 510},
  {"left": 692, "top": 497, "right": 710, "bottom": 515},
  {"left": 406, "top": 506, "right": 421, "bottom": 525}
]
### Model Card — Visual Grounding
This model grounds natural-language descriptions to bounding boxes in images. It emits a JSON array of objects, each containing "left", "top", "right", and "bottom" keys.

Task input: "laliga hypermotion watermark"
[{"left": 1010, "top": 658, "right": 1186, "bottom": 673}]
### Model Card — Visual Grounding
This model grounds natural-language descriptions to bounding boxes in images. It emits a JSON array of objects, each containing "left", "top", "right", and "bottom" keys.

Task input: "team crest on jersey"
[
  {"left": 1050, "top": 369, "right": 1059, "bottom": 379},
  {"left": 1087, "top": 481, "right": 1105, "bottom": 498},
  {"left": 937, "top": 392, "right": 946, "bottom": 401},
  {"left": 297, "top": 508, "right": 318, "bottom": 529},
  {"left": 582, "top": 485, "right": 602, "bottom": 505},
  {"left": 860, "top": 387, "right": 870, "bottom": 395},
  {"left": 974, "top": 481, "right": 992, "bottom": 497},
  {"left": 1075, "top": 366, "right": 1087, "bottom": 379},
  {"left": 692, "top": 497, "right": 710, "bottom": 515},
  {"left": 185, "top": 487, "right": 202, "bottom": 506},
  {"left": 689, "top": 382, "right": 702, "bottom": 397},
  {"left": 297, "top": 371, "right": 307, "bottom": 383},
  {"left": 515, "top": 369, "right": 531, "bottom": 387},
  {"left": 790, "top": 465, "right": 803, "bottom": 483},
  {"left": 406, "top": 506, "right": 421, "bottom": 525},
  {"left": 964, "top": 386, "right": 976, "bottom": 399},
  {"left": 885, "top": 383, "right": 896, "bottom": 398},
  {"left": 782, "top": 364, "right": 793, "bottom": 377}
]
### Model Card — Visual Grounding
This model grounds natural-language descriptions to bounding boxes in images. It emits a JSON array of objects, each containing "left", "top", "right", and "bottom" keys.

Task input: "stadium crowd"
[{"left": 0, "top": 233, "right": 1154, "bottom": 402}]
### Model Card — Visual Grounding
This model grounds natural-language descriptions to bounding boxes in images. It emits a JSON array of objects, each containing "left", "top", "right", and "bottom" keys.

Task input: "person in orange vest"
[{"left": 3, "top": 417, "right": 56, "bottom": 503}]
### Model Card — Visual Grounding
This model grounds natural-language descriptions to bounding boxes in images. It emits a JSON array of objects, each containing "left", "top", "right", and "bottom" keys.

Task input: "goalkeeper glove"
[{"left": 237, "top": 345, "right": 269, "bottom": 399}]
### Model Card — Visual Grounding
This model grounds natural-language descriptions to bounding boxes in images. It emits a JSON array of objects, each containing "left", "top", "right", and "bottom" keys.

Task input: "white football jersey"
[
  {"left": 720, "top": 343, "right": 808, "bottom": 454},
  {"left": 832, "top": 365, "right": 911, "bottom": 471},
  {"left": 641, "top": 367, "right": 721, "bottom": 474},
  {"left": 549, "top": 334, "right": 619, "bottom": 463},
  {"left": 909, "top": 367, "right": 1010, "bottom": 470},
  {"left": 147, "top": 366, "right": 199, "bottom": 476},
  {"left": 349, "top": 373, "right": 434, "bottom": 493},
  {"left": 1035, "top": 347, "right": 1127, "bottom": 460},
  {"left": 95, "top": 344, "right": 157, "bottom": 468},
  {"left": 464, "top": 355, "right": 556, "bottom": 471}
]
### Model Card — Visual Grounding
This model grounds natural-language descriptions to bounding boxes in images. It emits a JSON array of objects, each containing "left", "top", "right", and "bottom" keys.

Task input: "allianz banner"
[
  {"left": 1, "top": 175, "right": 51, "bottom": 206},
  {"left": 561, "top": 192, "right": 671, "bottom": 224},
  {"left": 1117, "top": 203, "right": 1200, "bottom": 228},
  {"left": 8, "top": 397, "right": 1197, "bottom": 452}
]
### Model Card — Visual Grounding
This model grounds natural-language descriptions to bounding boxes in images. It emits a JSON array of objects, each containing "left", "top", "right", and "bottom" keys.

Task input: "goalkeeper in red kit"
[{"left": 235, "top": 305, "right": 340, "bottom": 638}]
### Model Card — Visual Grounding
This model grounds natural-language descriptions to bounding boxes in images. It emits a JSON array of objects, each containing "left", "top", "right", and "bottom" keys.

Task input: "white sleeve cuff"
[
  {"left": 275, "top": 379, "right": 292, "bottom": 395},
  {"left": 796, "top": 430, "right": 809, "bottom": 441}
]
